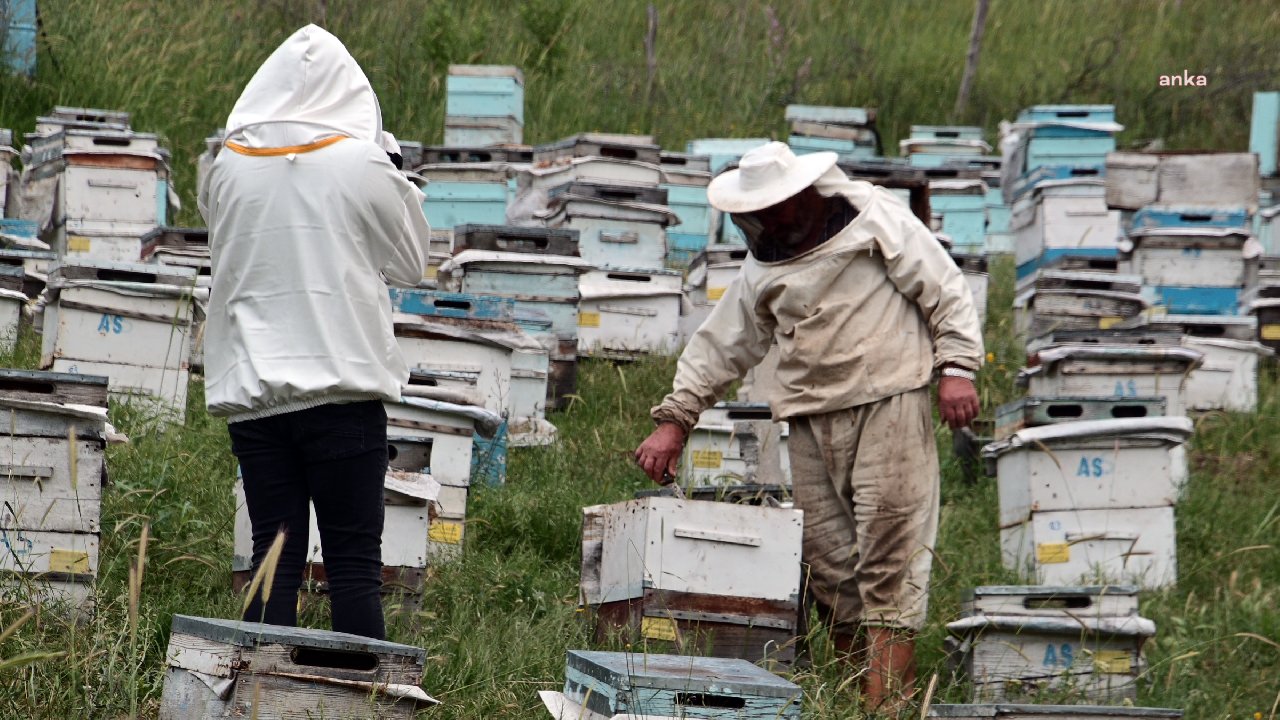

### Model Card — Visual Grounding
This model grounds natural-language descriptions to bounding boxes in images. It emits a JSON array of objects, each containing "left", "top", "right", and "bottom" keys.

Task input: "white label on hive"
[
  {"left": 578, "top": 311, "right": 600, "bottom": 328},
  {"left": 1036, "top": 542, "right": 1070, "bottom": 564},
  {"left": 641, "top": 616, "right": 678, "bottom": 642}
]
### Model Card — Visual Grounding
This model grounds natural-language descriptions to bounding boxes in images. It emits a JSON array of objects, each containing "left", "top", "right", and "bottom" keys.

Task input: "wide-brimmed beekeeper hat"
[{"left": 707, "top": 141, "right": 838, "bottom": 213}]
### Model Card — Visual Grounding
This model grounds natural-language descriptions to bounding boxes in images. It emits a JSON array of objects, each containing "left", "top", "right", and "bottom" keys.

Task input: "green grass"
[
  {"left": 1, "top": 1, "right": 1280, "bottom": 716},
  {"left": 0, "top": 258, "right": 1278, "bottom": 717}
]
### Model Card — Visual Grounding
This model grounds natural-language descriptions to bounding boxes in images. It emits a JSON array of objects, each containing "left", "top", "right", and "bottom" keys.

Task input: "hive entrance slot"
[
  {"left": 606, "top": 273, "right": 649, "bottom": 282},
  {"left": 937, "top": 131, "right": 960, "bottom": 138},
  {"left": 1185, "top": 325, "right": 1225, "bottom": 337},
  {"left": 1046, "top": 404, "right": 1084, "bottom": 418},
  {"left": 0, "top": 379, "right": 54, "bottom": 395},
  {"left": 97, "top": 269, "right": 155, "bottom": 283},
  {"left": 92, "top": 137, "right": 132, "bottom": 147},
  {"left": 1111, "top": 405, "right": 1149, "bottom": 418},
  {"left": 599, "top": 147, "right": 639, "bottom": 160},
  {"left": 675, "top": 693, "right": 746, "bottom": 709},
  {"left": 433, "top": 299, "right": 471, "bottom": 311},
  {"left": 1069, "top": 168, "right": 1100, "bottom": 176},
  {"left": 726, "top": 410, "right": 772, "bottom": 420},
  {"left": 1024, "top": 595, "right": 1092, "bottom": 610},
  {"left": 1055, "top": 110, "right": 1090, "bottom": 118},
  {"left": 290, "top": 647, "right": 378, "bottom": 671}
]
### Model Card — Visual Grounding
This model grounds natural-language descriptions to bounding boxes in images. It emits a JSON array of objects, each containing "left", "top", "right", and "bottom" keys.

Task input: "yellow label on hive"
[
  {"left": 49, "top": 549, "right": 90, "bottom": 574},
  {"left": 428, "top": 521, "right": 463, "bottom": 545},
  {"left": 1098, "top": 316, "right": 1122, "bottom": 330},
  {"left": 67, "top": 236, "right": 91, "bottom": 253},
  {"left": 1036, "top": 542, "right": 1070, "bottom": 564},
  {"left": 707, "top": 287, "right": 726, "bottom": 302},
  {"left": 578, "top": 311, "right": 601, "bottom": 328},
  {"left": 1262, "top": 324, "right": 1280, "bottom": 341},
  {"left": 641, "top": 616, "right": 679, "bottom": 642},
  {"left": 691, "top": 450, "right": 723, "bottom": 469},
  {"left": 1093, "top": 650, "right": 1133, "bottom": 674}
]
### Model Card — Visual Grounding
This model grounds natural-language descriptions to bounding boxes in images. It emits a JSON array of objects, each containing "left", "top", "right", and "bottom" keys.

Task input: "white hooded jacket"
[{"left": 199, "top": 24, "right": 429, "bottom": 421}]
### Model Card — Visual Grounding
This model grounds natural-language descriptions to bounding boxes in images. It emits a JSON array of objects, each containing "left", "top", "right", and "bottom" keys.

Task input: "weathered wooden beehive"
[
  {"left": 946, "top": 586, "right": 1154, "bottom": 704},
  {"left": 41, "top": 259, "right": 196, "bottom": 421},
  {"left": 1011, "top": 179, "right": 1121, "bottom": 282},
  {"left": 580, "top": 496, "right": 803, "bottom": 665},
  {"left": 984, "top": 418, "right": 1192, "bottom": 588},
  {"left": 994, "top": 395, "right": 1167, "bottom": 441},
  {"left": 684, "top": 402, "right": 790, "bottom": 488},
  {"left": 679, "top": 243, "right": 747, "bottom": 342},
  {"left": 578, "top": 268, "right": 683, "bottom": 358},
  {"left": 1017, "top": 344, "right": 1203, "bottom": 416},
  {"left": 160, "top": 615, "right": 436, "bottom": 719},
  {"left": 0, "top": 369, "right": 109, "bottom": 616},
  {"left": 540, "top": 650, "right": 802, "bottom": 719},
  {"left": 540, "top": 181, "right": 677, "bottom": 272},
  {"left": 1013, "top": 270, "right": 1146, "bottom": 344}
]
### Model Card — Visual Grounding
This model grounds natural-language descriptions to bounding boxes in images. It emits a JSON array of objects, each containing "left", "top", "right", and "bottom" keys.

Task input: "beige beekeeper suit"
[{"left": 652, "top": 166, "right": 984, "bottom": 631}]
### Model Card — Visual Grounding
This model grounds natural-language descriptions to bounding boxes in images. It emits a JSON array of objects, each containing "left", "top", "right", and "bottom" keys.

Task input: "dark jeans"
[{"left": 229, "top": 399, "right": 388, "bottom": 639}]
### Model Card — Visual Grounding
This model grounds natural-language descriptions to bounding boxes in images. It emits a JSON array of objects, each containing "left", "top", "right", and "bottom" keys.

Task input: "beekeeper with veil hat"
[{"left": 199, "top": 24, "right": 429, "bottom": 640}]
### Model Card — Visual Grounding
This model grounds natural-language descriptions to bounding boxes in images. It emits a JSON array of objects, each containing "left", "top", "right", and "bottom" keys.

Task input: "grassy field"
[{"left": 1, "top": 0, "right": 1279, "bottom": 717}]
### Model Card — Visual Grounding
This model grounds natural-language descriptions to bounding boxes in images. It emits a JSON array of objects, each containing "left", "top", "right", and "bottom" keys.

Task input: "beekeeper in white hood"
[{"left": 199, "top": 24, "right": 429, "bottom": 639}]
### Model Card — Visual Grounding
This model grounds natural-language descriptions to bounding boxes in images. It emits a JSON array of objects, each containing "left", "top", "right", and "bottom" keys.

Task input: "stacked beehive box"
[
  {"left": 160, "top": 615, "right": 436, "bottom": 719},
  {"left": 658, "top": 151, "right": 714, "bottom": 268},
  {"left": 441, "top": 224, "right": 590, "bottom": 410},
  {"left": 40, "top": 259, "right": 196, "bottom": 422},
  {"left": 681, "top": 402, "right": 790, "bottom": 490},
  {"left": 139, "top": 227, "right": 210, "bottom": 372},
  {"left": 679, "top": 243, "right": 749, "bottom": 341},
  {"left": 684, "top": 137, "right": 769, "bottom": 247},
  {"left": 785, "top": 104, "right": 880, "bottom": 159},
  {"left": 932, "top": 179, "right": 990, "bottom": 254},
  {"left": 1014, "top": 270, "right": 1146, "bottom": 344},
  {"left": 524, "top": 134, "right": 688, "bottom": 358},
  {"left": 444, "top": 65, "right": 524, "bottom": 147},
  {"left": 946, "top": 586, "right": 1156, "bottom": 703},
  {"left": 0, "top": 217, "right": 56, "bottom": 299},
  {"left": 1106, "top": 151, "right": 1259, "bottom": 316},
  {"left": 580, "top": 496, "right": 803, "bottom": 665},
  {"left": 1000, "top": 105, "right": 1123, "bottom": 280},
  {"left": 20, "top": 107, "right": 173, "bottom": 262},
  {"left": 902, "top": 125, "right": 992, "bottom": 168},
  {"left": 390, "top": 287, "right": 550, "bottom": 456},
  {"left": 0, "top": 369, "right": 109, "bottom": 616},
  {"left": 539, "top": 650, "right": 803, "bottom": 719}
]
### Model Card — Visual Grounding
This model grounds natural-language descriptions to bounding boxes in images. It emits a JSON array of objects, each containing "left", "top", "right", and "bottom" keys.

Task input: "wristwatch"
[{"left": 941, "top": 366, "right": 977, "bottom": 382}]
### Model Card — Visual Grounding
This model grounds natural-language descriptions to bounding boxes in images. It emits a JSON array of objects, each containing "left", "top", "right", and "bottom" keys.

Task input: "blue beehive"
[
  {"left": 686, "top": 138, "right": 770, "bottom": 175},
  {"left": 1129, "top": 206, "right": 1251, "bottom": 231},
  {"left": 471, "top": 421, "right": 507, "bottom": 487},
  {"left": 1249, "top": 91, "right": 1279, "bottom": 177},
  {"left": 421, "top": 180, "right": 509, "bottom": 230},
  {"left": 562, "top": 650, "right": 802, "bottom": 719},
  {"left": 1017, "top": 105, "right": 1117, "bottom": 125},
  {"left": 932, "top": 182, "right": 989, "bottom": 251},
  {"left": 445, "top": 65, "right": 523, "bottom": 123},
  {"left": 2, "top": 0, "right": 37, "bottom": 77},
  {"left": 788, "top": 134, "right": 877, "bottom": 158},
  {"left": 388, "top": 287, "right": 515, "bottom": 322}
]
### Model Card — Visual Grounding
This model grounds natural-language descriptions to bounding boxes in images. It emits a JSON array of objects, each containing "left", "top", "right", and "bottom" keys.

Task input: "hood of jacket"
[{"left": 225, "top": 24, "right": 382, "bottom": 148}]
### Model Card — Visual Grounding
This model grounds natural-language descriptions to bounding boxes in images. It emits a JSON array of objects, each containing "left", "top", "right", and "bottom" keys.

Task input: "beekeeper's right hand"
[{"left": 635, "top": 423, "right": 686, "bottom": 485}]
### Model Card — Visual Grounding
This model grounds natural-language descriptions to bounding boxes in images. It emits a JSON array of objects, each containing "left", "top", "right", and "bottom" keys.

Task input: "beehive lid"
[
  {"left": 446, "top": 250, "right": 594, "bottom": 271},
  {"left": 447, "top": 64, "right": 524, "bottom": 83},
  {"left": 928, "top": 705, "right": 1181, "bottom": 718},
  {"left": 565, "top": 650, "right": 800, "bottom": 698},
  {"left": 170, "top": 615, "right": 427, "bottom": 660},
  {"left": 981, "top": 416, "right": 1194, "bottom": 460}
]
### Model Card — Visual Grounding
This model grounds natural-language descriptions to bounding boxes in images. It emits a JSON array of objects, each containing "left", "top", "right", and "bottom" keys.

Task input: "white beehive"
[
  {"left": 1011, "top": 180, "right": 1122, "bottom": 278},
  {"left": 983, "top": 417, "right": 1193, "bottom": 526},
  {"left": 947, "top": 585, "right": 1153, "bottom": 703},
  {"left": 160, "top": 615, "right": 435, "bottom": 720},
  {"left": 684, "top": 402, "right": 790, "bottom": 487},
  {"left": 1000, "top": 505, "right": 1177, "bottom": 588},
  {"left": 1018, "top": 345, "right": 1203, "bottom": 416},
  {"left": 542, "top": 192, "right": 677, "bottom": 272},
  {"left": 578, "top": 270, "right": 683, "bottom": 357},
  {"left": 0, "top": 370, "right": 109, "bottom": 616}
]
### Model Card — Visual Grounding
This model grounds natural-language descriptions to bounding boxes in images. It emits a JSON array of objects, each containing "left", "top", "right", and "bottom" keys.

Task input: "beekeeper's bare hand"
[
  {"left": 635, "top": 423, "right": 686, "bottom": 484},
  {"left": 938, "top": 376, "right": 980, "bottom": 430}
]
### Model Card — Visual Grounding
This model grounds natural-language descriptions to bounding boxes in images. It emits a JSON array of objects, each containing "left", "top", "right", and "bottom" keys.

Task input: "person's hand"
[
  {"left": 938, "top": 376, "right": 980, "bottom": 430},
  {"left": 634, "top": 423, "right": 686, "bottom": 484}
]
